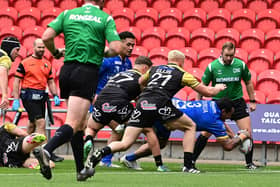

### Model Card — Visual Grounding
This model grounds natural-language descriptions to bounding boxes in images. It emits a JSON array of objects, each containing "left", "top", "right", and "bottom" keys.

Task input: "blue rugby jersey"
[{"left": 96, "top": 56, "right": 132, "bottom": 94}]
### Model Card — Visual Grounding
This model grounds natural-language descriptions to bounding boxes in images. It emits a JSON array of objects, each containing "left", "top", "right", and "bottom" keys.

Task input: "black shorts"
[
  {"left": 92, "top": 101, "right": 134, "bottom": 125},
  {"left": 1, "top": 137, "right": 29, "bottom": 167},
  {"left": 231, "top": 98, "right": 250, "bottom": 121},
  {"left": 21, "top": 99, "right": 46, "bottom": 122},
  {"left": 128, "top": 97, "right": 183, "bottom": 128},
  {"left": 59, "top": 62, "right": 99, "bottom": 101}
]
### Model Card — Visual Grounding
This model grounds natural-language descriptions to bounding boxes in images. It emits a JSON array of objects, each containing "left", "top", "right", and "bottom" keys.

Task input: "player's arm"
[
  {"left": 138, "top": 69, "right": 150, "bottom": 90},
  {"left": 0, "top": 66, "right": 9, "bottom": 109},
  {"left": 224, "top": 123, "right": 235, "bottom": 138},
  {"left": 217, "top": 130, "right": 250, "bottom": 151},
  {"left": 43, "top": 11, "right": 65, "bottom": 59},
  {"left": 13, "top": 77, "right": 21, "bottom": 99},
  {"left": 196, "top": 64, "right": 213, "bottom": 100},
  {"left": 243, "top": 64, "right": 256, "bottom": 111},
  {"left": 182, "top": 72, "right": 226, "bottom": 97},
  {"left": 3, "top": 123, "right": 28, "bottom": 137},
  {"left": 47, "top": 68, "right": 58, "bottom": 97},
  {"left": 104, "top": 16, "right": 123, "bottom": 57}
]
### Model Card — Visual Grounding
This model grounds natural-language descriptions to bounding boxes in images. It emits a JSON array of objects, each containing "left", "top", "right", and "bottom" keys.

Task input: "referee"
[{"left": 33, "top": 0, "right": 123, "bottom": 181}]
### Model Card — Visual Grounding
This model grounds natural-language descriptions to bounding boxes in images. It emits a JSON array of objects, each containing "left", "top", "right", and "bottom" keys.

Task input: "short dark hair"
[
  {"left": 215, "top": 97, "right": 234, "bottom": 113},
  {"left": 119, "top": 31, "right": 135, "bottom": 40},
  {"left": 134, "top": 56, "right": 153, "bottom": 67},
  {"left": 222, "top": 41, "right": 235, "bottom": 53}
]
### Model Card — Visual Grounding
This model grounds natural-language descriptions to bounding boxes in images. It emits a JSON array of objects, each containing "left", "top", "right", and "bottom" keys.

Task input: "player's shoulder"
[{"left": 21, "top": 55, "right": 33, "bottom": 64}]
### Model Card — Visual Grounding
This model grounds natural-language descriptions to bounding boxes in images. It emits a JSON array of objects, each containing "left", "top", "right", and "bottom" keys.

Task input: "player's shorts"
[
  {"left": 231, "top": 98, "right": 250, "bottom": 121},
  {"left": 128, "top": 97, "right": 183, "bottom": 128},
  {"left": 20, "top": 89, "right": 47, "bottom": 122},
  {"left": 0, "top": 137, "right": 29, "bottom": 167},
  {"left": 59, "top": 61, "right": 99, "bottom": 101},
  {"left": 92, "top": 101, "right": 134, "bottom": 125}
]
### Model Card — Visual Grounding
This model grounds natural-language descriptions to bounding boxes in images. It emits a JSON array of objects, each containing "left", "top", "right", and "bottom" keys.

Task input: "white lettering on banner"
[
  {"left": 253, "top": 128, "right": 280, "bottom": 134},
  {"left": 261, "top": 118, "right": 280, "bottom": 124},
  {"left": 261, "top": 112, "right": 280, "bottom": 124},
  {"left": 69, "top": 14, "right": 101, "bottom": 23},
  {"left": 264, "top": 112, "right": 280, "bottom": 118}
]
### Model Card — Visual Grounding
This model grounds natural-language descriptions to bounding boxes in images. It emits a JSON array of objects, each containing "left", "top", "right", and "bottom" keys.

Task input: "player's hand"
[
  {"left": 53, "top": 48, "right": 65, "bottom": 59},
  {"left": 238, "top": 129, "right": 250, "bottom": 139},
  {"left": 214, "top": 84, "right": 227, "bottom": 91},
  {"left": 249, "top": 102, "right": 256, "bottom": 112},
  {"left": 12, "top": 99, "right": 20, "bottom": 111},
  {"left": 54, "top": 95, "right": 61, "bottom": 106},
  {"left": 0, "top": 95, "right": 9, "bottom": 109}
]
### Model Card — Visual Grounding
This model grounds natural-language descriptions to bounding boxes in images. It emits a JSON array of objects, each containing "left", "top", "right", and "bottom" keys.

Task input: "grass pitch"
[{"left": 1, "top": 160, "right": 280, "bottom": 187}]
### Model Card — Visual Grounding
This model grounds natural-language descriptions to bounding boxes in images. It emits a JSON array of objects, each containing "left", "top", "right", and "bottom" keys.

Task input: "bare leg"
[
  {"left": 109, "top": 126, "right": 142, "bottom": 153},
  {"left": 35, "top": 118, "right": 46, "bottom": 137},
  {"left": 27, "top": 121, "right": 35, "bottom": 134}
]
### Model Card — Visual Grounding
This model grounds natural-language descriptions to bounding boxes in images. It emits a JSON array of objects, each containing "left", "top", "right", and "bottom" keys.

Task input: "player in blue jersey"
[
  {"left": 84, "top": 31, "right": 136, "bottom": 167},
  {"left": 120, "top": 97, "right": 250, "bottom": 172},
  {"left": 95, "top": 31, "right": 135, "bottom": 95}
]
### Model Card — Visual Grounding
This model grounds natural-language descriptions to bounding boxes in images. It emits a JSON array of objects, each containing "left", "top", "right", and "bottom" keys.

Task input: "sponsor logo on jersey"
[
  {"left": 216, "top": 77, "right": 240, "bottom": 82},
  {"left": 69, "top": 14, "right": 101, "bottom": 23},
  {"left": 140, "top": 100, "right": 157, "bottom": 110},
  {"left": 102, "top": 103, "right": 117, "bottom": 112},
  {"left": 233, "top": 68, "right": 240, "bottom": 73}
]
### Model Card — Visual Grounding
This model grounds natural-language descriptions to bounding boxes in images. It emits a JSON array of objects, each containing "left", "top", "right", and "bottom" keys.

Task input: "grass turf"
[{"left": 1, "top": 160, "right": 280, "bottom": 187}]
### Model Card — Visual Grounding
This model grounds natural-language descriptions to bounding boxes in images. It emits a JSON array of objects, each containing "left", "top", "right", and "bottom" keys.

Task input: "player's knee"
[
  {"left": 223, "top": 144, "right": 234, "bottom": 151},
  {"left": 159, "top": 139, "right": 168, "bottom": 149},
  {"left": 35, "top": 118, "right": 46, "bottom": 129},
  {"left": 201, "top": 131, "right": 212, "bottom": 138}
]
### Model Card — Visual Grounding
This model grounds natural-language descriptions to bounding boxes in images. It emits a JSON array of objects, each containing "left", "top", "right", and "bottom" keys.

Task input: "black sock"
[
  {"left": 184, "top": 152, "right": 193, "bottom": 168},
  {"left": 245, "top": 140, "right": 254, "bottom": 164},
  {"left": 44, "top": 124, "right": 73, "bottom": 154},
  {"left": 101, "top": 146, "right": 112, "bottom": 157},
  {"left": 71, "top": 131, "right": 84, "bottom": 172},
  {"left": 193, "top": 134, "right": 209, "bottom": 162},
  {"left": 154, "top": 155, "right": 163, "bottom": 167},
  {"left": 85, "top": 135, "right": 94, "bottom": 143}
]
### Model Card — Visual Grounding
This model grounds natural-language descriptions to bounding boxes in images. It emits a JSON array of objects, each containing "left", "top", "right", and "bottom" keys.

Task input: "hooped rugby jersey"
[
  {"left": 140, "top": 63, "right": 200, "bottom": 99},
  {"left": 96, "top": 69, "right": 142, "bottom": 102}
]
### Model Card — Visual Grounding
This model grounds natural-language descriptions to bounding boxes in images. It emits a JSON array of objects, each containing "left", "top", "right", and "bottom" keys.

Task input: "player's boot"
[
  {"left": 33, "top": 147, "right": 52, "bottom": 180},
  {"left": 77, "top": 167, "right": 95, "bottom": 181},
  {"left": 83, "top": 140, "right": 93, "bottom": 162},
  {"left": 26, "top": 133, "right": 46, "bottom": 144},
  {"left": 182, "top": 166, "right": 200, "bottom": 174},
  {"left": 246, "top": 163, "right": 259, "bottom": 170},
  {"left": 85, "top": 149, "right": 102, "bottom": 169},
  {"left": 157, "top": 165, "right": 170, "bottom": 172},
  {"left": 120, "top": 155, "right": 143, "bottom": 170}
]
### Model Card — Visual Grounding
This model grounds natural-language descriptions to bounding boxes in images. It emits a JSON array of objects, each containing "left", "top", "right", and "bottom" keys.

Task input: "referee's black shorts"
[
  {"left": 231, "top": 97, "right": 250, "bottom": 121},
  {"left": 59, "top": 62, "right": 99, "bottom": 102}
]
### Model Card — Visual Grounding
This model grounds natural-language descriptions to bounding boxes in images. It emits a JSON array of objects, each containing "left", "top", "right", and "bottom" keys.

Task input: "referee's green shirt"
[
  {"left": 48, "top": 4, "right": 120, "bottom": 66},
  {"left": 202, "top": 57, "right": 251, "bottom": 100}
]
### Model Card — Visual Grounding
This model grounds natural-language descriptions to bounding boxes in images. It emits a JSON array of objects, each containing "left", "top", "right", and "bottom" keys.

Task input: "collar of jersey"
[
  {"left": 130, "top": 68, "right": 141, "bottom": 75},
  {"left": 167, "top": 63, "right": 185, "bottom": 72},
  {"left": 82, "top": 3, "right": 100, "bottom": 9},
  {"left": 218, "top": 56, "right": 235, "bottom": 66}
]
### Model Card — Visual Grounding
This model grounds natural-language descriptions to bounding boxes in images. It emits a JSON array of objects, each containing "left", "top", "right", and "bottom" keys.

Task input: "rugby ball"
[{"left": 239, "top": 138, "right": 253, "bottom": 154}]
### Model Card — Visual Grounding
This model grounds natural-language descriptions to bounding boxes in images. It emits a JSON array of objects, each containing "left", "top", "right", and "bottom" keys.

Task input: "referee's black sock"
[
  {"left": 245, "top": 140, "right": 254, "bottom": 164},
  {"left": 85, "top": 135, "right": 94, "bottom": 143},
  {"left": 193, "top": 134, "right": 209, "bottom": 162},
  {"left": 44, "top": 124, "right": 73, "bottom": 154},
  {"left": 71, "top": 131, "right": 84, "bottom": 172},
  {"left": 184, "top": 152, "right": 193, "bottom": 168},
  {"left": 101, "top": 146, "right": 112, "bottom": 157},
  {"left": 154, "top": 155, "right": 163, "bottom": 167}
]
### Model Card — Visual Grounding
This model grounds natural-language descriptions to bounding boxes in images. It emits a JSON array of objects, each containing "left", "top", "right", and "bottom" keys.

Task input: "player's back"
[
  {"left": 141, "top": 64, "right": 184, "bottom": 99},
  {"left": 97, "top": 69, "right": 142, "bottom": 102},
  {"left": 172, "top": 98, "right": 221, "bottom": 130}
]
